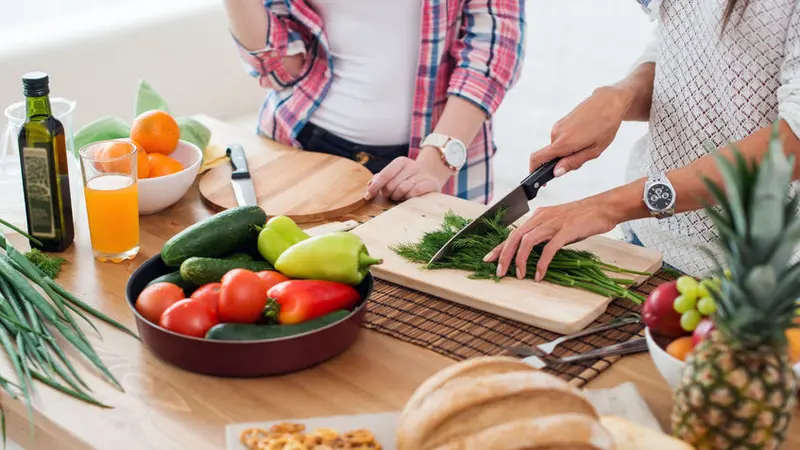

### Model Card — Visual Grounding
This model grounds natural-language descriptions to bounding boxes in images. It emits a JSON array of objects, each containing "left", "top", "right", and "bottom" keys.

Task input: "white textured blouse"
[{"left": 625, "top": 0, "right": 800, "bottom": 277}]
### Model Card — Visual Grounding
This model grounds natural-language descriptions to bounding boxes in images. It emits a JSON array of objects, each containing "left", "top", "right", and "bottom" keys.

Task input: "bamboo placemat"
[{"left": 362, "top": 269, "right": 676, "bottom": 387}]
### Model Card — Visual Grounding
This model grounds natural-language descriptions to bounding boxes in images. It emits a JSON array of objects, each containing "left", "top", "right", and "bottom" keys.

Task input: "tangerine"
[
  {"left": 666, "top": 336, "right": 695, "bottom": 362},
  {"left": 786, "top": 329, "right": 800, "bottom": 364},
  {"left": 95, "top": 141, "right": 137, "bottom": 174},
  {"left": 126, "top": 139, "right": 149, "bottom": 179},
  {"left": 131, "top": 110, "right": 180, "bottom": 155},
  {"left": 147, "top": 153, "right": 183, "bottom": 178}
]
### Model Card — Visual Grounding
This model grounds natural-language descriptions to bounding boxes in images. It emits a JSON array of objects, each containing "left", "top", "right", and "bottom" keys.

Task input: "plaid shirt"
[{"left": 234, "top": 0, "right": 526, "bottom": 204}]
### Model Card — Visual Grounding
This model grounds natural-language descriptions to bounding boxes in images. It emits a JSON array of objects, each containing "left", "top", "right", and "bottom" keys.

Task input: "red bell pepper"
[{"left": 267, "top": 280, "right": 360, "bottom": 325}]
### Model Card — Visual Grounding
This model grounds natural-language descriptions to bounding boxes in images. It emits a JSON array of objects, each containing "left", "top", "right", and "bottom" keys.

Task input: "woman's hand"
[
  {"left": 483, "top": 194, "right": 625, "bottom": 281},
  {"left": 529, "top": 86, "right": 633, "bottom": 176},
  {"left": 364, "top": 151, "right": 450, "bottom": 202}
]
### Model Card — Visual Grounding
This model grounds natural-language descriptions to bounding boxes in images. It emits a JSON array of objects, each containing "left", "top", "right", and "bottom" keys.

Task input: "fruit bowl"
[
  {"left": 125, "top": 254, "right": 371, "bottom": 377},
  {"left": 138, "top": 140, "right": 202, "bottom": 215},
  {"left": 646, "top": 327, "right": 800, "bottom": 390}
]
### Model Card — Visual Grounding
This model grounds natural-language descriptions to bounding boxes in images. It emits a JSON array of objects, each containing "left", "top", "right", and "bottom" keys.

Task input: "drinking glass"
[{"left": 79, "top": 140, "right": 140, "bottom": 262}]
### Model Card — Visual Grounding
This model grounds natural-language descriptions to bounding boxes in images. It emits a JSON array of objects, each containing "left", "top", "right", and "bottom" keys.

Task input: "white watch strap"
[{"left": 421, "top": 133, "right": 450, "bottom": 149}]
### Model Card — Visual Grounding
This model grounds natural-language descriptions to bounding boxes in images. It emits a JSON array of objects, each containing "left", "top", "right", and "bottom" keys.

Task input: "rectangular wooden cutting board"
[{"left": 351, "top": 193, "right": 662, "bottom": 334}]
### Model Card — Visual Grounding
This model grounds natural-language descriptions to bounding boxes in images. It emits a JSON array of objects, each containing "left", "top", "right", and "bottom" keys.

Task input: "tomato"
[
  {"left": 190, "top": 282, "right": 221, "bottom": 317},
  {"left": 159, "top": 299, "right": 218, "bottom": 338},
  {"left": 219, "top": 269, "right": 268, "bottom": 323},
  {"left": 256, "top": 271, "right": 290, "bottom": 291},
  {"left": 135, "top": 282, "right": 185, "bottom": 324}
]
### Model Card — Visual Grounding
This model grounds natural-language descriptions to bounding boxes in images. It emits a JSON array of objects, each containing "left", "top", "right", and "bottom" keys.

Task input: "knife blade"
[
  {"left": 227, "top": 144, "right": 258, "bottom": 207},
  {"left": 427, "top": 157, "right": 562, "bottom": 266}
]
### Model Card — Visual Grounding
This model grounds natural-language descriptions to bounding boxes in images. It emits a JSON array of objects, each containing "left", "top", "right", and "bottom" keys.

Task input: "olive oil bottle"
[{"left": 17, "top": 72, "right": 74, "bottom": 252}]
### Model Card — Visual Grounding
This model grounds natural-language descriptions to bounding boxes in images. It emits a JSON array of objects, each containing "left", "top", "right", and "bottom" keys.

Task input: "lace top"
[{"left": 626, "top": 0, "right": 800, "bottom": 277}]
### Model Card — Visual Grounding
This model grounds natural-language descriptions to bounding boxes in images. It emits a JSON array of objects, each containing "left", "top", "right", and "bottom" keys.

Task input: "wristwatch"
[
  {"left": 644, "top": 172, "right": 676, "bottom": 219},
  {"left": 421, "top": 133, "right": 467, "bottom": 172}
]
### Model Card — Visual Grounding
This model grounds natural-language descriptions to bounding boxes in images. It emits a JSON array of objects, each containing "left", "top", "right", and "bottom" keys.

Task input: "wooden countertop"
[{"left": 2, "top": 116, "right": 798, "bottom": 449}]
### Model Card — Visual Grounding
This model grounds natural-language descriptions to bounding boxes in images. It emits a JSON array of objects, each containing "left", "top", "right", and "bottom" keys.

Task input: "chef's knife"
[
  {"left": 227, "top": 144, "right": 258, "bottom": 207},
  {"left": 427, "top": 157, "right": 562, "bottom": 266}
]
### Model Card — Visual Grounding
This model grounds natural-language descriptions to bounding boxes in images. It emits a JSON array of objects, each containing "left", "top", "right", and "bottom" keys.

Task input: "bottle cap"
[{"left": 22, "top": 72, "right": 50, "bottom": 97}]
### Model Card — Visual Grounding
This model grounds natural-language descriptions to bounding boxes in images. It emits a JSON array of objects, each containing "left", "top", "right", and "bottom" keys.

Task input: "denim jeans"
[
  {"left": 621, "top": 223, "right": 680, "bottom": 273},
  {"left": 296, "top": 122, "right": 409, "bottom": 174}
]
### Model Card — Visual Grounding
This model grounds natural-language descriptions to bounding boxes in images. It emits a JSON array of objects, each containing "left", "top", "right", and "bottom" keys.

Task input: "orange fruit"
[
  {"left": 128, "top": 139, "right": 150, "bottom": 179},
  {"left": 147, "top": 153, "right": 183, "bottom": 178},
  {"left": 786, "top": 329, "right": 800, "bottom": 364},
  {"left": 96, "top": 141, "right": 137, "bottom": 174},
  {"left": 130, "top": 110, "right": 180, "bottom": 155},
  {"left": 666, "top": 336, "right": 695, "bottom": 362}
]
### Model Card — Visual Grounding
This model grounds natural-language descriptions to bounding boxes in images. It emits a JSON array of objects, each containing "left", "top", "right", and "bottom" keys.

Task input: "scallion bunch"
[{"left": 0, "top": 218, "right": 137, "bottom": 442}]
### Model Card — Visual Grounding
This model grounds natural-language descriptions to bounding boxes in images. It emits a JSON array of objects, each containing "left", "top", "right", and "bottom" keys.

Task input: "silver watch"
[{"left": 644, "top": 172, "right": 676, "bottom": 219}]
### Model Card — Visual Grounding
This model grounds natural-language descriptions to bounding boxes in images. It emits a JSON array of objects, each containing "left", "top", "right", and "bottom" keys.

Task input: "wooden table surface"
[{"left": 3, "top": 116, "right": 798, "bottom": 449}]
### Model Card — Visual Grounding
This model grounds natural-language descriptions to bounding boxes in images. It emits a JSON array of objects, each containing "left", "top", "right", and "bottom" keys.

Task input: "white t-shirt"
[{"left": 308, "top": 0, "right": 422, "bottom": 146}]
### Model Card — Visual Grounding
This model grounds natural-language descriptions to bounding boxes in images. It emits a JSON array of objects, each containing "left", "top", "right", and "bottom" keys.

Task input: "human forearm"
[
  {"left": 608, "top": 62, "right": 656, "bottom": 122},
  {"left": 603, "top": 120, "right": 800, "bottom": 223},
  {"left": 417, "top": 96, "right": 488, "bottom": 182}
]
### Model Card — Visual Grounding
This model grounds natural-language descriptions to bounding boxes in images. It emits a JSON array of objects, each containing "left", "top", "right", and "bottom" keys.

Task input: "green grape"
[
  {"left": 680, "top": 310, "right": 702, "bottom": 332},
  {"left": 697, "top": 297, "right": 717, "bottom": 316},
  {"left": 673, "top": 294, "right": 697, "bottom": 314},
  {"left": 676, "top": 276, "right": 698, "bottom": 302}
]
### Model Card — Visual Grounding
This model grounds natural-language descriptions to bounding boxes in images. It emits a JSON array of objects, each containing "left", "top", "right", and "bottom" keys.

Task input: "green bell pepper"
[
  {"left": 274, "top": 232, "right": 382, "bottom": 285},
  {"left": 256, "top": 216, "right": 311, "bottom": 265}
]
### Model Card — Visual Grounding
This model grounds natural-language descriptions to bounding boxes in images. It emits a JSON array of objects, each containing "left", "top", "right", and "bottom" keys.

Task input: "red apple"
[
  {"left": 692, "top": 319, "right": 715, "bottom": 346},
  {"left": 643, "top": 281, "right": 687, "bottom": 338}
]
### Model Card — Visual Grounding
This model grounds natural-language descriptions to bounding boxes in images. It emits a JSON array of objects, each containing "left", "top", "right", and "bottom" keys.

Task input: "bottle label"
[{"left": 21, "top": 147, "right": 56, "bottom": 239}]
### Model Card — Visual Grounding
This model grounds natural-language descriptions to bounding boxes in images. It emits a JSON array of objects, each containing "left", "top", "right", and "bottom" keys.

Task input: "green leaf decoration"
[
  {"left": 177, "top": 117, "right": 211, "bottom": 150},
  {"left": 72, "top": 117, "right": 130, "bottom": 157},
  {"left": 134, "top": 79, "right": 170, "bottom": 116}
]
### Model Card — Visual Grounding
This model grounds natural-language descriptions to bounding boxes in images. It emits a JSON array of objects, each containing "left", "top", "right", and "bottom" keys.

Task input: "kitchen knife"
[
  {"left": 227, "top": 144, "right": 258, "bottom": 207},
  {"left": 427, "top": 157, "right": 562, "bottom": 266}
]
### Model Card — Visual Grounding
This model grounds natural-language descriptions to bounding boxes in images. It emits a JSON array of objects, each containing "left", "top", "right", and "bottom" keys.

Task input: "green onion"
[
  {"left": 392, "top": 210, "right": 650, "bottom": 304},
  {"left": 0, "top": 218, "right": 137, "bottom": 443}
]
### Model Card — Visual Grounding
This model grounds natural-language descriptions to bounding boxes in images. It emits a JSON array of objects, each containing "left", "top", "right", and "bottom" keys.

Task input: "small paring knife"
[
  {"left": 427, "top": 157, "right": 562, "bottom": 266},
  {"left": 227, "top": 144, "right": 258, "bottom": 207}
]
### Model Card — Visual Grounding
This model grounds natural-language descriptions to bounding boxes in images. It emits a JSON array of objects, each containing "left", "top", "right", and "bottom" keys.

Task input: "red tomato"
[
  {"left": 190, "top": 282, "right": 221, "bottom": 317},
  {"left": 135, "top": 282, "right": 185, "bottom": 324},
  {"left": 256, "top": 271, "right": 290, "bottom": 291},
  {"left": 159, "top": 299, "right": 218, "bottom": 338},
  {"left": 219, "top": 269, "right": 268, "bottom": 323}
]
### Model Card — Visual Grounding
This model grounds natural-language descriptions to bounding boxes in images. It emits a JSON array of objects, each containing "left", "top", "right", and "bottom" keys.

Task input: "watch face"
[
  {"left": 444, "top": 140, "right": 467, "bottom": 169},
  {"left": 646, "top": 182, "right": 674, "bottom": 211}
]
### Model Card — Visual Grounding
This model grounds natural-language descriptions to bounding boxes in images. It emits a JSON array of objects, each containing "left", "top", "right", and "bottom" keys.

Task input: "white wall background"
[{"left": 0, "top": 1, "right": 654, "bottom": 446}]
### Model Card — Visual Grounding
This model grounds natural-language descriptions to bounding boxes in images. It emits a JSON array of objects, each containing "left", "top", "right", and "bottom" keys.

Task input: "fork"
[
  {"left": 508, "top": 313, "right": 641, "bottom": 356},
  {"left": 515, "top": 338, "right": 648, "bottom": 370}
]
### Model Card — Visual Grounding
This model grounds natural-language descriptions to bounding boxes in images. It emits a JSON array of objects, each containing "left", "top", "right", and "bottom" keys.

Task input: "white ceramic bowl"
[
  {"left": 138, "top": 140, "right": 202, "bottom": 215},
  {"left": 646, "top": 327, "right": 800, "bottom": 390}
]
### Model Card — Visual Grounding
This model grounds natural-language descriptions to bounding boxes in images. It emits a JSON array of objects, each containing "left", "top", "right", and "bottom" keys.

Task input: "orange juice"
[{"left": 84, "top": 174, "right": 139, "bottom": 260}]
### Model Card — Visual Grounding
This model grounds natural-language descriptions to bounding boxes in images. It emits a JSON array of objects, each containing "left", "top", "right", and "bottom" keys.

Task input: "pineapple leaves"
[
  {"left": 749, "top": 122, "right": 792, "bottom": 248},
  {"left": 743, "top": 265, "right": 776, "bottom": 304},
  {"left": 714, "top": 150, "right": 749, "bottom": 238}
]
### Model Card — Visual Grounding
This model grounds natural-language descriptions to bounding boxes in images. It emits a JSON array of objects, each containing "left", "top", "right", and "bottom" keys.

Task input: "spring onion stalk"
[
  {"left": 0, "top": 218, "right": 137, "bottom": 443},
  {"left": 392, "top": 211, "right": 649, "bottom": 304}
]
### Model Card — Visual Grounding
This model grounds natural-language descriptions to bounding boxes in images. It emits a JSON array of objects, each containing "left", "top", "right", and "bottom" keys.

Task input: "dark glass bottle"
[{"left": 17, "top": 72, "right": 74, "bottom": 252}]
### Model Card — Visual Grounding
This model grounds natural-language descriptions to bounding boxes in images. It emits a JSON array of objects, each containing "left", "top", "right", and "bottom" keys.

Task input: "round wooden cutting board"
[{"left": 198, "top": 142, "right": 373, "bottom": 224}]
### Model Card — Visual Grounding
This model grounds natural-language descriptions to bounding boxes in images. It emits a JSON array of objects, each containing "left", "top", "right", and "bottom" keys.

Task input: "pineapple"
[{"left": 671, "top": 123, "right": 800, "bottom": 450}]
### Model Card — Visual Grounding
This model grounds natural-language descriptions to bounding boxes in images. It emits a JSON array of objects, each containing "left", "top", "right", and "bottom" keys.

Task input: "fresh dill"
[
  {"left": 25, "top": 249, "right": 67, "bottom": 279},
  {"left": 392, "top": 211, "right": 649, "bottom": 304}
]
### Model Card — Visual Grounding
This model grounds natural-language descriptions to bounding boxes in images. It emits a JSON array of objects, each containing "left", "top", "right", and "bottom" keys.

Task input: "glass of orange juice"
[{"left": 79, "top": 140, "right": 139, "bottom": 262}]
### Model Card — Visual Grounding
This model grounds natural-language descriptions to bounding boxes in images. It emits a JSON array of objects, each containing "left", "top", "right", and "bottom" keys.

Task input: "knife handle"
[
  {"left": 227, "top": 144, "right": 251, "bottom": 180},
  {"left": 520, "top": 157, "right": 562, "bottom": 200}
]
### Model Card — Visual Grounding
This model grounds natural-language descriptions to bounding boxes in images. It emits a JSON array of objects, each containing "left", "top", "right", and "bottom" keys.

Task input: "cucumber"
[
  {"left": 161, "top": 206, "right": 267, "bottom": 267},
  {"left": 205, "top": 310, "right": 351, "bottom": 341},
  {"left": 146, "top": 271, "right": 197, "bottom": 293},
  {"left": 223, "top": 252, "right": 253, "bottom": 261},
  {"left": 179, "top": 257, "right": 273, "bottom": 285}
]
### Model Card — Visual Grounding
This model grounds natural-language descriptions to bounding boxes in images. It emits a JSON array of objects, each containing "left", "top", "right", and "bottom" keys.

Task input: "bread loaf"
[{"left": 396, "top": 356, "right": 612, "bottom": 450}]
